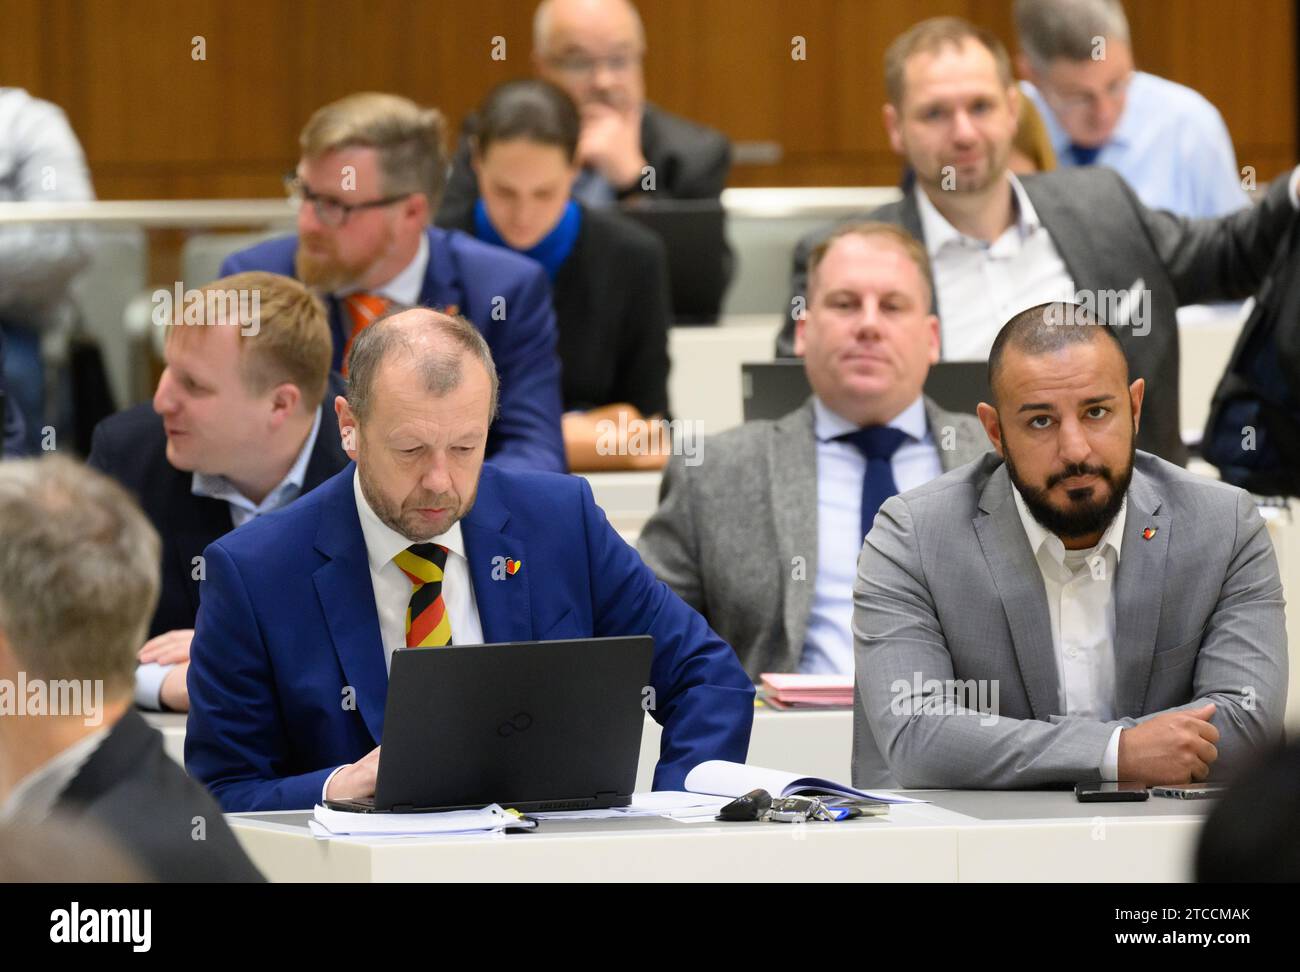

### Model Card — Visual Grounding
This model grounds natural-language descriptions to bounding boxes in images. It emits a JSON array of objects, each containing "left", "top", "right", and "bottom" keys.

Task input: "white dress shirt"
[
  {"left": 322, "top": 469, "right": 485, "bottom": 799},
  {"left": 800, "top": 395, "right": 943, "bottom": 675},
  {"left": 916, "top": 173, "right": 1077, "bottom": 362},
  {"left": 135, "top": 409, "right": 325, "bottom": 711},
  {"left": 336, "top": 231, "right": 429, "bottom": 307},
  {"left": 0, "top": 725, "right": 109, "bottom": 824},
  {"left": 352, "top": 467, "right": 484, "bottom": 669},
  {"left": 1012, "top": 486, "right": 1127, "bottom": 779}
]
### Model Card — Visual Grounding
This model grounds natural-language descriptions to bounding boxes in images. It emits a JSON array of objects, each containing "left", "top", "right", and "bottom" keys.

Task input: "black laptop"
[
  {"left": 622, "top": 199, "right": 730, "bottom": 325},
  {"left": 741, "top": 360, "right": 992, "bottom": 422},
  {"left": 326, "top": 636, "right": 654, "bottom": 813}
]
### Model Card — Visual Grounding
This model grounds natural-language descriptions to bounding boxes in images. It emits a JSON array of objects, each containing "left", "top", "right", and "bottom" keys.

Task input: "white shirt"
[
  {"left": 337, "top": 231, "right": 428, "bottom": 307},
  {"left": 352, "top": 466, "right": 484, "bottom": 670},
  {"left": 1012, "top": 486, "right": 1127, "bottom": 779},
  {"left": 800, "top": 395, "right": 943, "bottom": 675},
  {"left": 0, "top": 726, "right": 109, "bottom": 824},
  {"left": 322, "top": 468, "right": 486, "bottom": 799},
  {"left": 916, "top": 173, "right": 1076, "bottom": 362},
  {"left": 135, "top": 409, "right": 326, "bottom": 711}
]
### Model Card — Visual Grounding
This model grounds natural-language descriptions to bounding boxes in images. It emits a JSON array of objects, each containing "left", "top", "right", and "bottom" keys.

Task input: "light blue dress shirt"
[
  {"left": 799, "top": 395, "right": 943, "bottom": 675},
  {"left": 191, "top": 407, "right": 323, "bottom": 528},
  {"left": 134, "top": 409, "right": 323, "bottom": 709},
  {"left": 1023, "top": 72, "right": 1249, "bottom": 218}
]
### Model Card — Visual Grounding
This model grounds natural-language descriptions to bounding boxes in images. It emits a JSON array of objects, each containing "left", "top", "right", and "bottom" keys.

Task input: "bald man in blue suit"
[{"left": 185, "top": 309, "right": 753, "bottom": 812}]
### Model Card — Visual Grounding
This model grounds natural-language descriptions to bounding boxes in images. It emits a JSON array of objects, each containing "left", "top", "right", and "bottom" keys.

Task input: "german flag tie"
[
  {"left": 341, "top": 292, "right": 391, "bottom": 376},
  {"left": 393, "top": 543, "right": 453, "bottom": 648}
]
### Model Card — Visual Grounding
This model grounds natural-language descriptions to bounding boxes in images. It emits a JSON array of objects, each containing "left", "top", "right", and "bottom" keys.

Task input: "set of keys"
[{"left": 716, "top": 788, "right": 877, "bottom": 823}]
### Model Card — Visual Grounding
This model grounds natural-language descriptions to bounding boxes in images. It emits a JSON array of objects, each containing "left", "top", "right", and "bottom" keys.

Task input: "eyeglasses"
[
  {"left": 545, "top": 51, "right": 642, "bottom": 78},
  {"left": 1046, "top": 71, "right": 1133, "bottom": 113},
  {"left": 284, "top": 174, "right": 414, "bottom": 227}
]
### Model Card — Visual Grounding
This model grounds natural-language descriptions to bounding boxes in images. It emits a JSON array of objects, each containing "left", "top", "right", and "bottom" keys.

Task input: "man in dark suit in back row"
[
  {"left": 0, "top": 456, "right": 262, "bottom": 882},
  {"left": 439, "top": 0, "right": 731, "bottom": 219},
  {"left": 224, "top": 91, "right": 567, "bottom": 473},
  {"left": 88, "top": 271, "right": 349, "bottom": 712},
  {"left": 775, "top": 16, "right": 1300, "bottom": 467}
]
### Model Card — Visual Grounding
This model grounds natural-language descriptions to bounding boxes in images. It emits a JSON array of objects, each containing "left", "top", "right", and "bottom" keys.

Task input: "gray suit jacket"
[
  {"left": 776, "top": 167, "right": 1300, "bottom": 467},
  {"left": 638, "top": 396, "right": 988, "bottom": 680},
  {"left": 853, "top": 450, "right": 1288, "bottom": 789}
]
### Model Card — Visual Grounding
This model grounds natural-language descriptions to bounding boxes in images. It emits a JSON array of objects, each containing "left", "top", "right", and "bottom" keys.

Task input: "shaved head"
[
  {"left": 534, "top": 0, "right": 645, "bottom": 56},
  {"left": 988, "top": 301, "right": 1129, "bottom": 405}
]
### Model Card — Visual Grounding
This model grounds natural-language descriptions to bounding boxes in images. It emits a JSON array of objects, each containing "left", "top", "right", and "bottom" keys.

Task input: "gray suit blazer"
[
  {"left": 853, "top": 450, "right": 1288, "bottom": 789},
  {"left": 776, "top": 167, "right": 1300, "bottom": 467},
  {"left": 638, "top": 396, "right": 988, "bottom": 680}
]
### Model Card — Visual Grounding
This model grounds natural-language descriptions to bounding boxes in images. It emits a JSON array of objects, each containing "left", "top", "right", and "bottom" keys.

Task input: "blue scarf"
[{"left": 474, "top": 199, "right": 582, "bottom": 281}]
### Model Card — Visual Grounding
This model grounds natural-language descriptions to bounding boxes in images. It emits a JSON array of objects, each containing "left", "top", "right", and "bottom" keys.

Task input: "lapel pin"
[
  {"left": 1142, "top": 527, "right": 1157, "bottom": 541},
  {"left": 506, "top": 558, "right": 521, "bottom": 576}
]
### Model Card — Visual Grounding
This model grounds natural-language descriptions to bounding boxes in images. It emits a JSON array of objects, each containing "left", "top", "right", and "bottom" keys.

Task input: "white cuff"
[
  {"left": 1101, "top": 726, "right": 1124, "bottom": 780},
  {"left": 1289, "top": 165, "right": 1300, "bottom": 209},
  {"left": 322, "top": 765, "right": 347, "bottom": 801},
  {"left": 134, "top": 661, "right": 175, "bottom": 710}
]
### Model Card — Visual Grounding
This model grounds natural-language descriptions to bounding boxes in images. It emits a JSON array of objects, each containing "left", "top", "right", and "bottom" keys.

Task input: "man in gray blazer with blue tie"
[
  {"left": 640, "top": 223, "right": 987, "bottom": 681},
  {"left": 853, "top": 301, "right": 1287, "bottom": 788}
]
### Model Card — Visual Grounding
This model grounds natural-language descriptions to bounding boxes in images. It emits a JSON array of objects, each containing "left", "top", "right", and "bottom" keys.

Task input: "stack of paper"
[
  {"left": 309, "top": 802, "right": 538, "bottom": 839},
  {"left": 531, "top": 792, "right": 731, "bottom": 823},
  {"left": 760, "top": 673, "right": 855, "bottom": 708}
]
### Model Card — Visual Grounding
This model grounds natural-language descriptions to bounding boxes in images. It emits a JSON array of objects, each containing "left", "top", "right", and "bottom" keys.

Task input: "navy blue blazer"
[
  {"left": 185, "top": 462, "right": 754, "bottom": 811},
  {"left": 220, "top": 227, "right": 567, "bottom": 473}
]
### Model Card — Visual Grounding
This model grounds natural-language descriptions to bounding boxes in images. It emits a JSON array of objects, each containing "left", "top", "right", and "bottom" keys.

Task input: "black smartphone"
[{"left": 1074, "top": 781, "right": 1149, "bottom": 802}]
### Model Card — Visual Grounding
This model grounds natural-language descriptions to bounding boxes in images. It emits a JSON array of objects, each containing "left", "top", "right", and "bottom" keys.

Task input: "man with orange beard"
[{"left": 223, "top": 92, "right": 566, "bottom": 473}]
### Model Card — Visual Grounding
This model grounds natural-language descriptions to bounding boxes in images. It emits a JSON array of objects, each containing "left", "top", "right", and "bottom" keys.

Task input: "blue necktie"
[
  {"left": 836, "top": 426, "right": 909, "bottom": 540},
  {"left": 1068, "top": 143, "right": 1103, "bottom": 166}
]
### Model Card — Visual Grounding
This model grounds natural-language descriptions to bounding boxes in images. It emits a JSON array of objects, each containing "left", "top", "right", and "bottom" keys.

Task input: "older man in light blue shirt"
[{"left": 1015, "top": 0, "right": 1249, "bottom": 218}]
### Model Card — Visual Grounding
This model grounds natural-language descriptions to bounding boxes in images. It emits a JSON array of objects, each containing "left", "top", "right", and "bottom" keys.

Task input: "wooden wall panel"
[{"left": 0, "top": 0, "right": 1293, "bottom": 198}]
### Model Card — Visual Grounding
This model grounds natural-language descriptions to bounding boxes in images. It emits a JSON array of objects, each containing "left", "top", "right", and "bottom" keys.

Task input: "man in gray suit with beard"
[
  {"left": 854, "top": 302, "right": 1287, "bottom": 789},
  {"left": 639, "top": 222, "right": 987, "bottom": 681},
  {"left": 775, "top": 16, "right": 1300, "bottom": 468}
]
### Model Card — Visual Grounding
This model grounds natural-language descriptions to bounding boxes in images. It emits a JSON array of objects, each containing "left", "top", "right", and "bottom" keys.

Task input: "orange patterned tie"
[
  {"left": 394, "top": 544, "right": 453, "bottom": 648},
  {"left": 341, "top": 293, "right": 392, "bottom": 376}
]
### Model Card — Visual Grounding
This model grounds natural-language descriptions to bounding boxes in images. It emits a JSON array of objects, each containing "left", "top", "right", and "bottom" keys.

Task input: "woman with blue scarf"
[{"left": 441, "top": 79, "right": 672, "bottom": 471}]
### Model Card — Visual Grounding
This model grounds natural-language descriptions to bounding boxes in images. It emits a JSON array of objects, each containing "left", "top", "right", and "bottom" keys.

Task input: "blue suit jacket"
[
  {"left": 185, "top": 463, "right": 754, "bottom": 811},
  {"left": 220, "top": 227, "right": 566, "bottom": 473}
]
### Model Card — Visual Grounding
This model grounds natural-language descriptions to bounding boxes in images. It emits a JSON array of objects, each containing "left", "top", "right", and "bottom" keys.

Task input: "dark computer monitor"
[
  {"left": 622, "top": 199, "right": 730, "bottom": 325},
  {"left": 741, "top": 360, "right": 992, "bottom": 422}
]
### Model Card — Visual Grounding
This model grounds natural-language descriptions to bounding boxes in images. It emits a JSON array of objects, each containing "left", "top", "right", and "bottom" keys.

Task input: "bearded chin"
[
  {"left": 295, "top": 249, "right": 351, "bottom": 292},
  {"left": 1004, "top": 439, "right": 1135, "bottom": 542}
]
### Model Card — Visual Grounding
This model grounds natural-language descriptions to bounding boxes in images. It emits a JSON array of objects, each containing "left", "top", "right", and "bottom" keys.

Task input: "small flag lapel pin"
[
  {"left": 506, "top": 558, "right": 521, "bottom": 575},
  {"left": 1142, "top": 527, "right": 1157, "bottom": 541}
]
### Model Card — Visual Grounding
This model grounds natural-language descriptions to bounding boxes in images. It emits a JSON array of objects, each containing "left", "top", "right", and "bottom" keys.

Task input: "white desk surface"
[
  {"left": 147, "top": 705, "right": 853, "bottom": 792},
  {"left": 226, "top": 789, "right": 1208, "bottom": 883}
]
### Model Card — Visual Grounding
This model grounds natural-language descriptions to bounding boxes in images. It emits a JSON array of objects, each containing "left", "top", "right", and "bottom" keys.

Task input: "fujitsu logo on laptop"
[{"left": 497, "top": 712, "right": 533, "bottom": 737}]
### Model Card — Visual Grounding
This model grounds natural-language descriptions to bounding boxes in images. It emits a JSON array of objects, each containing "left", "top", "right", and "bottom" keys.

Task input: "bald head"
[
  {"left": 345, "top": 308, "right": 499, "bottom": 426},
  {"left": 987, "top": 301, "right": 1128, "bottom": 405},
  {"left": 534, "top": 0, "right": 644, "bottom": 56},
  {"left": 338, "top": 309, "right": 499, "bottom": 542}
]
